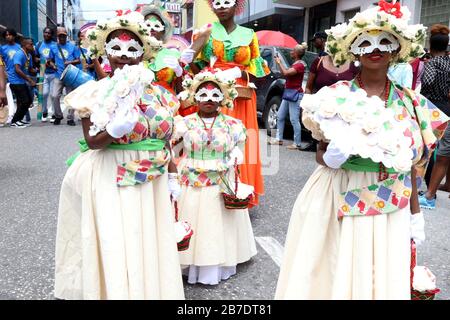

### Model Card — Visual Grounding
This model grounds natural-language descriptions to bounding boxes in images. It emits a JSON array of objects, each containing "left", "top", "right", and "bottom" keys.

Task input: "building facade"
[{"left": 0, "top": 0, "right": 58, "bottom": 42}]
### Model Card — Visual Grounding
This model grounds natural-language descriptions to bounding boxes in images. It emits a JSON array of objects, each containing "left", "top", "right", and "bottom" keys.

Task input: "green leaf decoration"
[
  {"left": 336, "top": 97, "right": 346, "bottom": 104},
  {"left": 420, "top": 121, "right": 428, "bottom": 130}
]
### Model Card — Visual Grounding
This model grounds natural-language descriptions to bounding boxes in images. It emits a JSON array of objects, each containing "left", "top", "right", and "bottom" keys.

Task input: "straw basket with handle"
[
  {"left": 235, "top": 71, "right": 253, "bottom": 101},
  {"left": 410, "top": 240, "right": 440, "bottom": 300},
  {"left": 173, "top": 200, "right": 194, "bottom": 251},
  {"left": 221, "top": 159, "right": 253, "bottom": 210}
]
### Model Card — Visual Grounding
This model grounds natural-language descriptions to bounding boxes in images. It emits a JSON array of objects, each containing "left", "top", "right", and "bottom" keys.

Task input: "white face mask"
[
  {"left": 105, "top": 34, "right": 144, "bottom": 59},
  {"left": 350, "top": 30, "right": 400, "bottom": 56},
  {"left": 195, "top": 86, "right": 224, "bottom": 103},
  {"left": 212, "top": 0, "right": 236, "bottom": 10},
  {"left": 146, "top": 16, "right": 165, "bottom": 32}
]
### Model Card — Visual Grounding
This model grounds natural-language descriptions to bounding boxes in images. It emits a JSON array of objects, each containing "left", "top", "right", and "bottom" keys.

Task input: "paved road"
[{"left": 0, "top": 114, "right": 449, "bottom": 300}]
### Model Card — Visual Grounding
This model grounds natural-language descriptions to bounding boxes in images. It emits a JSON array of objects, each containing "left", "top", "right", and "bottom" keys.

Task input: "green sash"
[
  {"left": 66, "top": 138, "right": 165, "bottom": 166},
  {"left": 341, "top": 156, "right": 397, "bottom": 174}
]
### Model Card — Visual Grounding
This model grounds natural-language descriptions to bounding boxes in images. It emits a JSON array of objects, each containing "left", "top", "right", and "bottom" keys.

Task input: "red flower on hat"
[
  {"left": 118, "top": 32, "right": 132, "bottom": 42},
  {"left": 378, "top": 0, "right": 403, "bottom": 18},
  {"left": 116, "top": 9, "right": 132, "bottom": 16}
]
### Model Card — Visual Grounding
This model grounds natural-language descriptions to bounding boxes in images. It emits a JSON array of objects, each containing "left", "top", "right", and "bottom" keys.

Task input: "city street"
[{"left": 0, "top": 113, "right": 449, "bottom": 300}]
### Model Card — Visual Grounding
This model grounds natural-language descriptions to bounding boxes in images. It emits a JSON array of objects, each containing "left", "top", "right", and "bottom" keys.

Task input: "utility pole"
[{"left": 62, "top": 0, "right": 65, "bottom": 26}]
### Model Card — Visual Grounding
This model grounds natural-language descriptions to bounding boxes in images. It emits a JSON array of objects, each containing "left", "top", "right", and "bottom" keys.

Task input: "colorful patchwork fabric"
[
  {"left": 334, "top": 80, "right": 449, "bottom": 219},
  {"left": 338, "top": 173, "right": 413, "bottom": 218},
  {"left": 117, "top": 149, "right": 170, "bottom": 186},
  {"left": 195, "top": 22, "right": 270, "bottom": 78},
  {"left": 180, "top": 167, "right": 226, "bottom": 187},
  {"left": 175, "top": 113, "right": 246, "bottom": 159},
  {"left": 174, "top": 113, "right": 247, "bottom": 187}
]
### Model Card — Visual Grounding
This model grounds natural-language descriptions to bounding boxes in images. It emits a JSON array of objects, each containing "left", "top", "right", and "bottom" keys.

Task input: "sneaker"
[
  {"left": 287, "top": 144, "right": 300, "bottom": 150},
  {"left": 50, "top": 115, "right": 56, "bottom": 123},
  {"left": 41, "top": 116, "right": 47, "bottom": 122},
  {"left": 419, "top": 194, "right": 436, "bottom": 210},
  {"left": 10, "top": 122, "right": 26, "bottom": 128},
  {"left": 67, "top": 120, "right": 76, "bottom": 126},
  {"left": 268, "top": 138, "right": 283, "bottom": 145},
  {"left": 18, "top": 120, "right": 31, "bottom": 127},
  {"left": 53, "top": 118, "right": 61, "bottom": 125},
  {"left": 298, "top": 141, "right": 314, "bottom": 151}
]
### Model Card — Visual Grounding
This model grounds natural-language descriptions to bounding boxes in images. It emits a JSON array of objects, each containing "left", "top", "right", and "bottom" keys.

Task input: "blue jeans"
[{"left": 276, "top": 93, "right": 303, "bottom": 146}]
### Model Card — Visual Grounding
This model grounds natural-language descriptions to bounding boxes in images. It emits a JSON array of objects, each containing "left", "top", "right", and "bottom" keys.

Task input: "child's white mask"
[
  {"left": 105, "top": 33, "right": 144, "bottom": 59},
  {"left": 146, "top": 16, "right": 165, "bottom": 32},
  {"left": 212, "top": 0, "right": 236, "bottom": 10},
  {"left": 350, "top": 30, "right": 400, "bottom": 55},
  {"left": 195, "top": 85, "right": 224, "bottom": 103}
]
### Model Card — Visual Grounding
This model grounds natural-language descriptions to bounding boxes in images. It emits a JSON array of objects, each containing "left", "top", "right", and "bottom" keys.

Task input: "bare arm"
[
  {"left": 64, "top": 58, "right": 81, "bottom": 66},
  {"left": 15, "top": 64, "right": 35, "bottom": 86},
  {"left": 410, "top": 166, "right": 420, "bottom": 214},
  {"left": 276, "top": 58, "right": 298, "bottom": 77},
  {"left": 0, "top": 64, "right": 7, "bottom": 107},
  {"left": 316, "top": 141, "right": 328, "bottom": 166},
  {"left": 93, "top": 58, "right": 108, "bottom": 80},
  {"left": 305, "top": 72, "right": 316, "bottom": 94},
  {"left": 81, "top": 118, "right": 115, "bottom": 150}
]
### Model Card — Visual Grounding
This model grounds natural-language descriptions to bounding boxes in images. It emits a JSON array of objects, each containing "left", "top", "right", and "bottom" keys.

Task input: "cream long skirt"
[
  {"left": 54, "top": 149, "right": 185, "bottom": 300},
  {"left": 275, "top": 166, "right": 411, "bottom": 300},
  {"left": 177, "top": 185, "right": 257, "bottom": 268}
]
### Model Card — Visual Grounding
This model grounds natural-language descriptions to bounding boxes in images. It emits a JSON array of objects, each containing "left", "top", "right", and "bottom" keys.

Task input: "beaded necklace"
[
  {"left": 198, "top": 112, "right": 219, "bottom": 146},
  {"left": 357, "top": 74, "right": 391, "bottom": 181}
]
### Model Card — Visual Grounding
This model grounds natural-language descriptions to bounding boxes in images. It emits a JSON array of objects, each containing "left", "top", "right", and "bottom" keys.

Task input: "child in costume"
[{"left": 172, "top": 69, "right": 257, "bottom": 285}]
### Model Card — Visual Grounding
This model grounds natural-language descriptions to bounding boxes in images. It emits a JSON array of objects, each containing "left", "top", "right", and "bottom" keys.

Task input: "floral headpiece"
[
  {"left": 206, "top": 0, "right": 246, "bottom": 15},
  {"left": 178, "top": 68, "right": 238, "bottom": 109},
  {"left": 137, "top": 2, "right": 175, "bottom": 43},
  {"left": 325, "top": 0, "right": 426, "bottom": 66},
  {"left": 82, "top": 11, "right": 163, "bottom": 61}
]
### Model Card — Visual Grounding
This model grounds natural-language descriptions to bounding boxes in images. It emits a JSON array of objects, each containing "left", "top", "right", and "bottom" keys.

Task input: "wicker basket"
[
  {"left": 235, "top": 72, "right": 253, "bottom": 101},
  {"left": 173, "top": 200, "right": 193, "bottom": 252},
  {"left": 410, "top": 240, "right": 440, "bottom": 300},
  {"left": 221, "top": 160, "right": 253, "bottom": 210}
]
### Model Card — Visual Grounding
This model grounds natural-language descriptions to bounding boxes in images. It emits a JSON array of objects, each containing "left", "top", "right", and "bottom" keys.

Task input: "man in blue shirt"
[
  {"left": 8, "top": 38, "right": 36, "bottom": 128},
  {"left": 35, "top": 27, "right": 58, "bottom": 122},
  {"left": 1, "top": 28, "right": 21, "bottom": 83},
  {"left": 48, "top": 27, "right": 81, "bottom": 126}
]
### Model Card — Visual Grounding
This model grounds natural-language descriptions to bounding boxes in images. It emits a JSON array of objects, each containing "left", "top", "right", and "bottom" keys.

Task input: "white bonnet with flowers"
[
  {"left": 138, "top": 2, "right": 175, "bottom": 43},
  {"left": 326, "top": 0, "right": 426, "bottom": 66},
  {"left": 178, "top": 69, "right": 238, "bottom": 109},
  {"left": 82, "top": 10, "right": 163, "bottom": 61}
]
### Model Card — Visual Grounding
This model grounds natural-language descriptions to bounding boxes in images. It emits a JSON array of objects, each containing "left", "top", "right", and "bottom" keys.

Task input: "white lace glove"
[
  {"left": 180, "top": 48, "right": 196, "bottom": 64},
  {"left": 323, "top": 141, "right": 350, "bottom": 169},
  {"left": 163, "top": 57, "right": 183, "bottom": 77},
  {"left": 168, "top": 173, "right": 181, "bottom": 201},
  {"left": 106, "top": 108, "right": 139, "bottom": 139},
  {"left": 216, "top": 67, "right": 242, "bottom": 82},
  {"left": 227, "top": 147, "right": 244, "bottom": 166},
  {"left": 411, "top": 212, "right": 425, "bottom": 247}
]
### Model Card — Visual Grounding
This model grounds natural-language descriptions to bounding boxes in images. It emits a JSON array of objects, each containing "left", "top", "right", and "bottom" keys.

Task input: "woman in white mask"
[
  {"left": 139, "top": 3, "right": 185, "bottom": 96},
  {"left": 54, "top": 11, "right": 185, "bottom": 300},
  {"left": 275, "top": 0, "right": 449, "bottom": 300}
]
